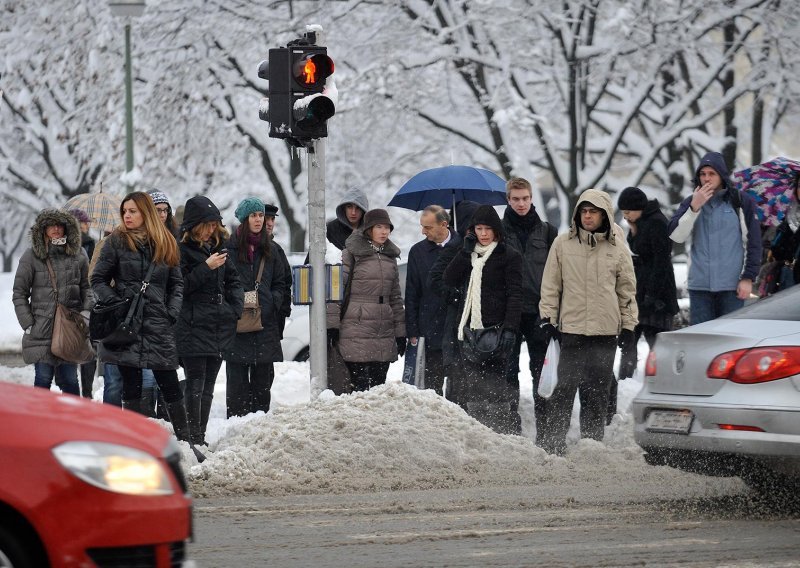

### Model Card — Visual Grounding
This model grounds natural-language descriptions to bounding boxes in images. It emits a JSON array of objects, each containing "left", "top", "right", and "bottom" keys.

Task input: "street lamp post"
[{"left": 109, "top": 0, "right": 146, "bottom": 192}]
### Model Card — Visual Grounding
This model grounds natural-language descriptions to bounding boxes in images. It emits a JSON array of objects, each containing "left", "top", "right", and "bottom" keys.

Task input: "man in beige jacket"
[{"left": 538, "top": 189, "right": 638, "bottom": 455}]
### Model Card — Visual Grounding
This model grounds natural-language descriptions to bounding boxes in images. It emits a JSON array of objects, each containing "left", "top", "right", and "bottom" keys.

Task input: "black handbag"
[
  {"left": 90, "top": 261, "right": 155, "bottom": 347},
  {"left": 461, "top": 324, "right": 503, "bottom": 363}
]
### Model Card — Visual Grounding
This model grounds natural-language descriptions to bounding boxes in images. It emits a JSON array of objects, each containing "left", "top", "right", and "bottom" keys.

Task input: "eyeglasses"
[{"left": 155, "top": 206, "right": 169, "bottom": 215}]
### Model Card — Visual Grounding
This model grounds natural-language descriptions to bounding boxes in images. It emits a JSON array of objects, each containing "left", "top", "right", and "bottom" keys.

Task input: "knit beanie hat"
[
  {"left": 68, "top": 208, "right": 91, "bottom": 224},
  {"left": 617, "top": 187, "right": 648, "bottom": 211},
  {"left": 235, "top": 197, "right": 265, "bottom": 224},
  {"left": 454, "top": 200, "right": 480, "bottom": 237},
  {"left": 264, "top": 203, "right": 279, "bottom": 217},
  {"left": 147, "top": 189, "right": 170, "bottom": 207},
  {"left": 468, "top": 205, "right": 504, "bottom": 241},
  {"left": 180, "top": 195, "right": 223, "bottom": 233},
  {"left": 363, "top": 208, "right": 394, "bottom": 232}
]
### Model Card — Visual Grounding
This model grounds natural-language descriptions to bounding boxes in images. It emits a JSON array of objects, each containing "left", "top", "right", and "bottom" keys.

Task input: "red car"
[{"left": 0, "top": 382, "right": 194, "bottom": 568}]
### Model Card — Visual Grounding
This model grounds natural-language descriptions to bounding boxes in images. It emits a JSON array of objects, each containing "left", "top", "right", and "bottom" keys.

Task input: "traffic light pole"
[{"left": 307, "top": 138, "right": 328, "bottom": 398}]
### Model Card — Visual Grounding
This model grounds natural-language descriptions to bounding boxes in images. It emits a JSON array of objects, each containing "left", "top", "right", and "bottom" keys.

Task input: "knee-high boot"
[
  {"left": 165, "top": 400, "right": 206, "bottom": 463},
  {"left": 140, "top": 387, "right": 157, "bottom": 419}
]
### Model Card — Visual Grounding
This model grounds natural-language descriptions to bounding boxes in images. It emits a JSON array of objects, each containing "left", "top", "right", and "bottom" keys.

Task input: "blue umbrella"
[{"left": 388, "top": 165, "right": 507, "bottom": 211}]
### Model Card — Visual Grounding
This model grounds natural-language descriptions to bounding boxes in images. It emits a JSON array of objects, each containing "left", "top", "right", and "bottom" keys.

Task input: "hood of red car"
[{"left": 0, "top": 382, "right": 170, "bottom": 455}]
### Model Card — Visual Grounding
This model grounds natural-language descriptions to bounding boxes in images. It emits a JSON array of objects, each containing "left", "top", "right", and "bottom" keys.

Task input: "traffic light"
[{"left": 257, "top": 34, "right": 336, "bottom": 146}]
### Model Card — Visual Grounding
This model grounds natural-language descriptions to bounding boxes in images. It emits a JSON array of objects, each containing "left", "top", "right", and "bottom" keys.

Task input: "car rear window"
[{"left": 724, "top": 286, "right": 800, "bottom": 321}]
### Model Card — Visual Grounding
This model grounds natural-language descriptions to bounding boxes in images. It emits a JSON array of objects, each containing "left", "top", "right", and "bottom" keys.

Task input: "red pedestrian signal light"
[{"left": 292, "top": 52, "right": 334, "bottom": 90}]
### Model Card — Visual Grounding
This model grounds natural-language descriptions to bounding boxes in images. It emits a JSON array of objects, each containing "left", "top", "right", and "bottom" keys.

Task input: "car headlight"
[{"left": 52, "top": 441, "right": 174, "bottom": 496}]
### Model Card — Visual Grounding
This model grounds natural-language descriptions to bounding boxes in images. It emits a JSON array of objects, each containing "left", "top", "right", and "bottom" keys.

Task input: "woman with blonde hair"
[
  {"left": 90, "top": 192, "right": 195, "bottom": 449},
  {"left": 177, "top": 196, "right": 243, "bottom": 445}
]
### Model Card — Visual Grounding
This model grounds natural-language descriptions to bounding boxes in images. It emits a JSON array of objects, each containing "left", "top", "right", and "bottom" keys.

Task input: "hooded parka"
[
  {"left": 326, "top": 188, "right": 370, "bottom": 250},
  {"left": 90, "top": 231, "right": 184, "bottom": 370},
  {"left": 539, "top": 189, "right": 638, "bottom": 335},
  {"left": 13, "top": 210, "right": 95, "bottom": 365},
  {"left": 337, "top": 230, "right": 405, "bottom": 363}
]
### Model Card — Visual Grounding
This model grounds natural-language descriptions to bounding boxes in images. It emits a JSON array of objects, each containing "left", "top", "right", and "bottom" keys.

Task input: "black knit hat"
[
  {"left": 468, "top": 205, "right": 503, "bottom": 241},
  {"left": 617, "top": 187, "right": 648, "bottom": 211},
  {"left": 180, "top": 196, "right": 223, "bottom": 233},
  {"left": 363, "top": 208, "right": 394, "bottom": 232}
]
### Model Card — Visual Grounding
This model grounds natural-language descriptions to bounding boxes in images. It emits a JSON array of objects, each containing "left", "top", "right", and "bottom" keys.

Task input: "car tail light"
[
  {"left": 645, "top": 351, "right": 657, "bottom": 376},
  {"left": 717, "top": 424, "right": 765, "bottom": 432},
  {"left": 708, "top": 346, "right": 800, "bottom": 383}
]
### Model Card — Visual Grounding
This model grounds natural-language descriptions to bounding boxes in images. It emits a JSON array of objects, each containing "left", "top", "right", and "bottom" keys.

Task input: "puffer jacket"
[
  {"left": 90, "top": 231, "right": 183, "bottom": 370},
  {"left": 223, "top": 235, "right": 286, "bottom": 365},
  {"left": 539, "top": 189, "right": 638, "bottom": 335},
  {"left": 176, "top": 240, "right": 244, "bottom": 358},
  {"left": 13, "top": 209, "right": 94, "bottom": 365},
  {"left": 337, "top": 230, "right": 405, "bottom": 363}
]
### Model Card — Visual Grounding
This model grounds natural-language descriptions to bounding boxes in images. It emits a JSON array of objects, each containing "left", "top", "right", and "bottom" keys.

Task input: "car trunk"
[{"left": 648, "top": 319, "right": 800, "bottom": 396}]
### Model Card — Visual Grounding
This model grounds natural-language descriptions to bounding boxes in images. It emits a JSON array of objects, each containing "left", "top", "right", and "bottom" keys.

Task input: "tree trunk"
[{"left": 720, "top": 16, "right": 738, "bottom": 168}]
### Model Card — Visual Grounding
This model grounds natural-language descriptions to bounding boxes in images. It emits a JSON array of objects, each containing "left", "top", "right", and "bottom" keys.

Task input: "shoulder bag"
[
  {"left": 237, "top": 256, "right": 266, "bottom": 333},
  {"left": 461, "top": 324, "right": 503, "bottom": 364},
  {"left": 45, "top": 259, "right": 94, "bottom": 364},
  {"left": 91, "top": 261, "right": 155, "bottom": 347}
]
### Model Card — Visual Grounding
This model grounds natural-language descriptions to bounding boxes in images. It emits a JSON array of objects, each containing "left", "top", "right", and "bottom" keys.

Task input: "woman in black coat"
[
  {"left": 224, "top": 197, "right": 287, "bottom": 418},
  {"left": 443, "top": 205, "right": 523, "bottom": 434},
  {"left": 177, "top": 196, "right": 244, "bottom": 445},
  {"left": 90, "top": 192, "right": 194, "bottom": 445},
  {"left": 618, "top": 187, "right": 678, "bottom": 347}
]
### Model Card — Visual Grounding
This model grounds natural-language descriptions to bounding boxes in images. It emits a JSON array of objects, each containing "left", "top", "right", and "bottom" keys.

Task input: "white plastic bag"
[{"left": 537, "top": 339, "right": 560, "bottom": 399}]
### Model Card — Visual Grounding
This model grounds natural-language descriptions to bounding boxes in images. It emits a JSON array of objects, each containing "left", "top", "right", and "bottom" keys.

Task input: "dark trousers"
[
  {"left": 506, "top": 313, "right": 548, "bottom": 438},
  {"left": 80, "top": 357, "right": 96, "bottom": 399},
  {"left": 182, "top": 356, "right": 222, "bottom": 445},
  {"left": 423, "top": 348, "right": 446, "bottom": 395},
  {"left": 461, "top": 352, "right": 520, "bottom": 435},
  {"left": 540, "top": 334, "right": 617, "bottom": 455},
  {"left": 226, "top": 362, "right": 275, "bottom": 418},
  {"left": 117, "top": 365, "right": 182, "bottom": 404},
  {"left": 345, "top": 361, "right": 390, "bottom": 392}
]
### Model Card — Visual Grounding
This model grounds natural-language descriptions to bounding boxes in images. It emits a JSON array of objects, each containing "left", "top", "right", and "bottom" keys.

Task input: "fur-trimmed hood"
[
  {"left": 345, "top": 229, "right": 401, "bottom": 259},
  {"left": 29, "top": 209, "right": 82, "bottom": 260}
]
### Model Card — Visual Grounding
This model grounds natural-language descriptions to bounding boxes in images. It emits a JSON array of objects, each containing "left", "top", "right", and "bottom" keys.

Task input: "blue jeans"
[
  {"left": 34, "top": 362, "right": 79, "bottom": 395},
  {"left": 104, "top": 364, "right": 156, "bottom": 406},
  {"left": 689, "top": 290, "right": 744, "bottom": 326}
]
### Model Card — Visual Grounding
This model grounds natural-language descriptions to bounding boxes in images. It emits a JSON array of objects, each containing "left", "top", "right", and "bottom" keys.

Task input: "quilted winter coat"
[{"left": 13, "top": 209, "right": 94, "bottom": 365}]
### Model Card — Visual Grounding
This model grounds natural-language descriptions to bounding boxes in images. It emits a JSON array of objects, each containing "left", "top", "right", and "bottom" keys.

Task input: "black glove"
[
  {"left": 619, "top": 344, "right": 638, "bottom": 379},
  {"left": 396, "top": 337, "right": 407, "bottom": 357},
  {"left": 327, "top": 328, "right": 339, "bottom": 345},
  {"left": 463, "top": 233, "right": 477, "bottom": 254},
  {"left": 617, "top": 328, "right": 636, "bottom": 349},
  {"left": 539, "top": 321, "right": 561, "bottom": 343},
  {"left": 499, "top": 329, "right": 516, "bottom": 353}
]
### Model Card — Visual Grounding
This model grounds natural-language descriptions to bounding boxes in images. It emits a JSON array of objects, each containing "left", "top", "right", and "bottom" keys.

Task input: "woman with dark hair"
[
  {"left": 90, "top": 192, "right": 196, "bottom": 452},
  {"left": 147, "top": 189, "right": 178, "bottom": 236},
  {"left": 336, "top": 208, "right": 406, "bottom": 391},
  {"left": 443, "top": 205, "right": 523, "bottom": 434},
  {"left": 224, "top": 197, "right": 287, "bottom": 417},
  {"left": 13, "top": 209, "right": 94, "bottom": 395},
  {"left": 177, "top": 196, "right": 243, "bottom": 445}
]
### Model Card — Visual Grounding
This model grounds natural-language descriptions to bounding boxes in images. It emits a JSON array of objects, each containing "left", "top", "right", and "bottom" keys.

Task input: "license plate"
[{"left": 646, "top": 409, "right": 693, "bottom": 434}]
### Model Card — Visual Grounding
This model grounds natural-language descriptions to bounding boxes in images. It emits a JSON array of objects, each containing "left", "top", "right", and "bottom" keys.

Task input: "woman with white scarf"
[{"left": 443, "top": 205, "right": 523, "bottom": 434}]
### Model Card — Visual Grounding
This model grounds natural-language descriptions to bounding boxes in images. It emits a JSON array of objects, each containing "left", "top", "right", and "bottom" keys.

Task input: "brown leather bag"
[
  {"left": 46, "top": 259, "right": 94, "bottom": 363},
  {"left": 236, "top": 256, "right": 266, "bottom": 333}
]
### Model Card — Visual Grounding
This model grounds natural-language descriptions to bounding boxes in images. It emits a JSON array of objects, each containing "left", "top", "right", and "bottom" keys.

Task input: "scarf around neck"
[{"left": 457, "top": 240, "right": 499, "bottom": 340}]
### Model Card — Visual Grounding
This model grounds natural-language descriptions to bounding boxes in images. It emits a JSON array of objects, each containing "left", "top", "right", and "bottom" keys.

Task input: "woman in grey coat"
[{"left": 13, "top": 209, "right": 94, "bottom": 395}]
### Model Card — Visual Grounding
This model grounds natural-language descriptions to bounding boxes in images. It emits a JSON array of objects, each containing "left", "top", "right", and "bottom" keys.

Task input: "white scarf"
[{"left": 457, "top": 241, "right": 498, "bottom": 340}]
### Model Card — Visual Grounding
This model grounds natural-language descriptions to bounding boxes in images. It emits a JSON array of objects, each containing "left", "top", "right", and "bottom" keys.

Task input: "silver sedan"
[{"left": 633, "top": 286, "right": 800, "bottom": 497}]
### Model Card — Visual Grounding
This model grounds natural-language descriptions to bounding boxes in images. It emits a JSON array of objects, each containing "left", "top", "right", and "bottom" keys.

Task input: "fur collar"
[{"left": 29, "top": 209, "right": 82, "bottom": 260}]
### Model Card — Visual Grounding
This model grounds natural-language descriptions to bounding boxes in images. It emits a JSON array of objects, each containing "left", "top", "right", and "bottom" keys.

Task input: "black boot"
[
  {"left": 184, "top": 380, "right": 204, "bottom": 446},
  {"left": 165, "top": 400, "right": 206, "bottom": 463},
  {"left": 199, "top": 396, "right": 213, "bottom": 446},
  {"left": 140, "top": 387, "right": 157, "bottom": 419}
]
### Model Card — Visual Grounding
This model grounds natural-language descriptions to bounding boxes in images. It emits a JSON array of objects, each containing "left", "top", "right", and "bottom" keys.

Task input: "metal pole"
[
  {"left": 123, "top": 22, "right": 135, "bottom": 192},
  {"left": 307, "top": 139, "right": 328, "bottom": 398}
]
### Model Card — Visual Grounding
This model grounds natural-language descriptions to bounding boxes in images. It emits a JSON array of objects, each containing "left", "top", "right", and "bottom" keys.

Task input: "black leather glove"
[
  {"left": 327, "top": 328, "right": 339, "bottom": 345},
  {"left": 463, "top": 233, "right": 477, "bottom": 254},
  {"left": 617, "top": 328, "right": 636, "bottom": 349},
  {"left": 539, "top": 321, "right": 561, "bottom": 343},
  {"left": 619, "top": 344, "right": 638, "bottom": 379},
  {"left": 396, "top": 337, "right": 407, "bottom": 357},
  {"left": 499, "top": 329, "right": 516, "bottom": 353}
]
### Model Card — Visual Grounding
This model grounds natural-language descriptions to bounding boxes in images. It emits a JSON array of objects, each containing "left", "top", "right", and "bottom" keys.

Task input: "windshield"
[{"left": 724, "top": 286, "right": 800, "bottom": 321}]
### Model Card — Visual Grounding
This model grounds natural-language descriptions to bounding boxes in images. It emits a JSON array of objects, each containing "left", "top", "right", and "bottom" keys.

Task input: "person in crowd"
[
  {"left": 148, "top": 188, "right": 179, "bottom": 236},
  {"left": 90, "top": 192, "right": 196, "bottom": 454},
  {"left": 404, "top": 205, "right": 455, "bottom": 395},
  {"left": 668, "top": 152, "right": 761, "bottom": 324},
  {"left": 501, "top": 177, "right": 558, "bottom": 438},
  {"left": 443, "top": 205, "right": 522, "bottom": 434},
  {"left": 326, "top": 187, "right": 369, "bottom": 250},
  {"left": 69, "top": 208, "right": 97, "bottom": 399},
  {"left": 177, "top": 196, "right": 243, "bottom": 446},
  {"left": 765, "top": 178, "right": 800, "bottom": 289},
  {"left": 618, "top": 187, "right": 679, "bottom": 347},
  {"left": 428, "top": 200, "right": 477, "bottom": 408},
  {"left": 264, "top": 203, "right": 292, "bottom": 337},
  {"left": 13, "top": 209, "right": 94, "bottom": 395},
  {"left": 335, "top": 209, "right": 405, "bottom": 391},
  {"left": 224, "top": 197, "right": 287, "bottom": 417},
  {"left": 539, "top": 190, "right": 638, "bottom": 455}
]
